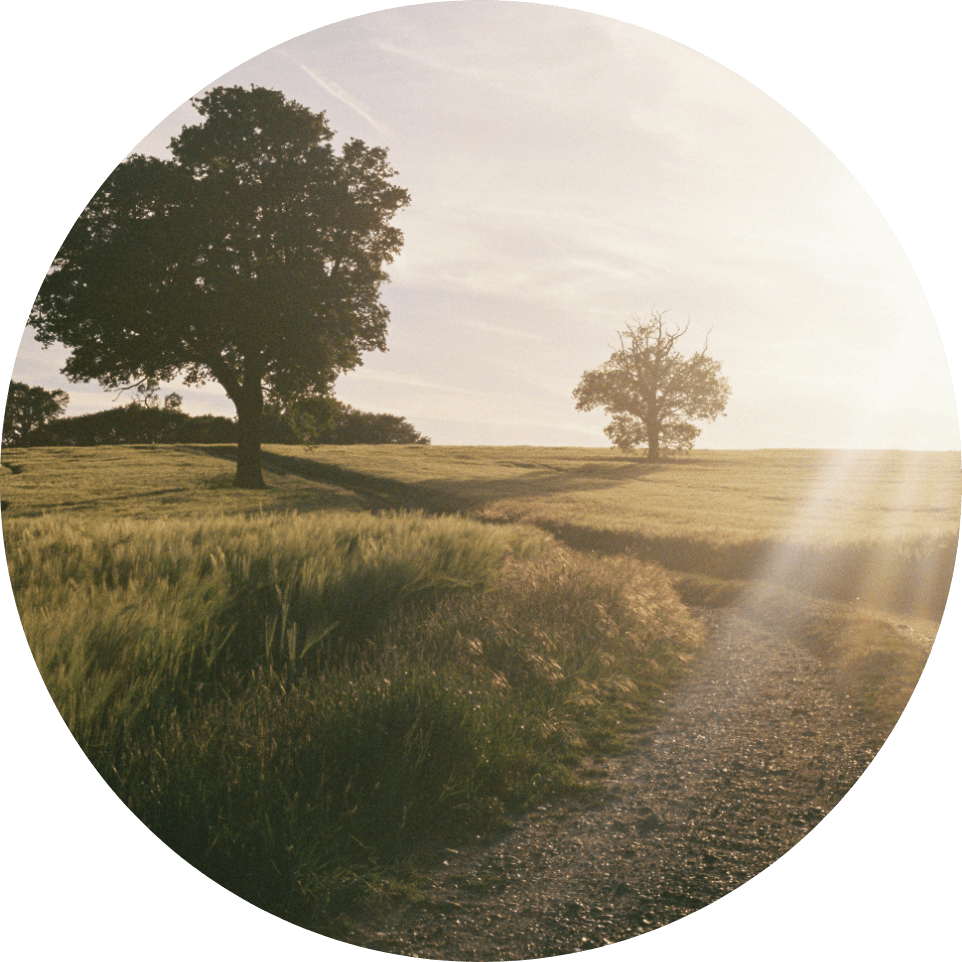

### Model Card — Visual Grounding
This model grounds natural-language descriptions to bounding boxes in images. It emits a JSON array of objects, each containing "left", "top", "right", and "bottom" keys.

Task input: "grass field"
[
  {"left": 0, "top": 444, "right": 367, "bottom": 519},
  {"left": 2, "top": 442, "right": 957, "bottom": 923},
  {"left": 10, "top": 443, "right": 945, "bottom": 615},
  {"left": 264, "top": 445, "right": 960, "bottom": 617}
]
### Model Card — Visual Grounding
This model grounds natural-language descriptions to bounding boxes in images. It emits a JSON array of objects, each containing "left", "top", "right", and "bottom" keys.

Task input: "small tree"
[
  {"left": 133, "top": 380, "right": 158, "bottom": 409},
  {"left": 573, "top": 312, "right": 730, "bottom": 461},
  {"left": 3, "top": 382, "right": 69, "bottom": 446},
  {"left": 40, "top": 407, "right": 236, "bottom": 446},
  {"left": 132, "top": 379, "right": 183, "bottom": 412}
]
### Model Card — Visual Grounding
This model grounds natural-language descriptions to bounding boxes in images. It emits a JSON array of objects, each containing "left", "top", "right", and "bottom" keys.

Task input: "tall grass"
[
  {"left": 6, "top": 509, "right": 701, "bottom": 921},
  {"left": 8, "top": 511, "right": 541, "bottom": 744}
]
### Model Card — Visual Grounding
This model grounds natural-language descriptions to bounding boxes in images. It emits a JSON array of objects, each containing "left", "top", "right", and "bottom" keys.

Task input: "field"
[
  {"left": 2, "top": 443, "right": 958, "bottom": 925},
  {"left": 7, "top": 444, "right": 954, "bottom": 613}
]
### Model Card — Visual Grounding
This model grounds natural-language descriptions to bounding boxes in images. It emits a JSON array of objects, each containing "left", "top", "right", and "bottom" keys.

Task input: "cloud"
[
  {"left": 342, "top": 368, "right": 488, "bottom": 398},
  {"left": 373, "top": 39, "right": 485, "bottom": 82},
  {"left": 461, "top": 320, "right": 543, "bottom": 342},
  {"left": 278, "top": 50, "right": 386, "bottom": 134}
]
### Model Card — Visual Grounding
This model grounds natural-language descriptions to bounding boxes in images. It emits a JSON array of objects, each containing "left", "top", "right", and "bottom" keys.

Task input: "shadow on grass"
[
  {"left": 189, "top": 445, "right": 671, "bottom": 514},
  {"left": 189, "top": 446, "right": 433, "bottom": 512}
]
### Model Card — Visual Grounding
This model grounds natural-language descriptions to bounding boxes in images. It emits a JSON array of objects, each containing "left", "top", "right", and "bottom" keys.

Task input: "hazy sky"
[{"left": 12, "top": 1, "right": 959, "bottom": 449}]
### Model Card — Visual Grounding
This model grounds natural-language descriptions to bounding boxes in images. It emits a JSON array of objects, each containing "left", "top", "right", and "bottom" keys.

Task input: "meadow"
[
  {"left": 263, "top": 445, "right": 960, "bottom": 617},
  {"left": 2, "top": 443, "right": 957, "bottom": 923}
]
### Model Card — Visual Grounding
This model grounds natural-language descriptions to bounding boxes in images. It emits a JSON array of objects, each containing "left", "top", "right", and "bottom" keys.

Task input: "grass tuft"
[{"left": 798, "top": 611, "right": 933, "bottom": 729}]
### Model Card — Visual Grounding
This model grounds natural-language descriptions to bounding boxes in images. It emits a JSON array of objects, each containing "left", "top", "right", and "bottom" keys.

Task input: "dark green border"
[{"left": 0, "top": 0, "right": 962, "bottom": 962}]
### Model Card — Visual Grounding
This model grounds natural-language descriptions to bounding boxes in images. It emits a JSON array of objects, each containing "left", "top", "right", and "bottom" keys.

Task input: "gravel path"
[{"left": 333, "top": 595, "right": 905, "bottom": 961}]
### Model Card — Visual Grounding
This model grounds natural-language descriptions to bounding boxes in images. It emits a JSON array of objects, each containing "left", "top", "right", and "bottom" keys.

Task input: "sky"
[{"left": 9, "top": 1, "right": 959, "bottom": 450}]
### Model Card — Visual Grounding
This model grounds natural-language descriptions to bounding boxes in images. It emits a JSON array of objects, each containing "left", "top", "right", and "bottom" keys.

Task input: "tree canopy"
[
  {"left": 3, "top": 382, "right": 70, "bottom": 447},
  {"left": 30, "top": 85, "right": 410, "bottom": 486},
  {"left": 573, "top": 312, "right": 731, "bottom": 460}
]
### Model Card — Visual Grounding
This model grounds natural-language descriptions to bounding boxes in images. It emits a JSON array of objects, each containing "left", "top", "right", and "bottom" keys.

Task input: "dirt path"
[{"left": 333, "top": 597, "right": 892, "bottom": 960}]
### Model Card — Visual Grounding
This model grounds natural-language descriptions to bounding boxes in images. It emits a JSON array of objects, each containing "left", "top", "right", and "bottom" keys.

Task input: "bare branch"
[{"left": 111, "top": 376, "right": 156, "bottom": 403}]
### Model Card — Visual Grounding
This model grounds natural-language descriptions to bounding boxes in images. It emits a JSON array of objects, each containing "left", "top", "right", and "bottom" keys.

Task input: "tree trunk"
[
  {"left": 234, "top": 388, "right": 266, "bottom": 488},
  {"left": 647, "top": 426, "right": 660, "bottom": 462}
]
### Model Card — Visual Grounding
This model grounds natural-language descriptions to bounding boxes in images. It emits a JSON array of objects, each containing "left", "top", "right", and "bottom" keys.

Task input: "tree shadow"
[
  {"left": 423, "top": 461, "right": 666, "bottom": 512},
  {"left": 189, "top": 446, "right": 429, "bottom": 512},
  {"left": 231, "top": 447, "right": 670, "bottom": 514}
]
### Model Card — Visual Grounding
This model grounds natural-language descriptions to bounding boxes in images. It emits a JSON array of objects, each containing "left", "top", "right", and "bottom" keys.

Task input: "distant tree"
[
  {"left": 329, "top": 405, "right": 430, "bottom": 445},
  {"left": 270, "top": 396, "right": 430, "bottom": 445},
  {"left": 3, "top": 381, "right": 69, "bottom": 446},
  {"left": 36, "top": 403, "right": 237, "bottom": 446},
  {"left": 134, "top": 379, "right": 162, "bottom": 409},
  {"left": 36, "top": 402, "right": 182, "bottom": 445},
  {"left": 30, "top": 397, "right": 426, "bottom": 447},
  {"left": 30, "top": 84, "right": 410, "bottom": 487},
  {"left": 573, "top": 312, "right": 731, "bottom": 461},
  {"left": 129, "top": 378, "right": 182, "bottom": 412}
]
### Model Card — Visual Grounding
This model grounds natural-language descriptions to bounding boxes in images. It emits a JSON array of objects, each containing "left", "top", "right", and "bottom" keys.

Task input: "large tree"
[
  {"left": 30, "top": 85, "right": 410, "bottom": 487},
  {"left": 573, "top": 312, "right": 731, "bottom": 461}
]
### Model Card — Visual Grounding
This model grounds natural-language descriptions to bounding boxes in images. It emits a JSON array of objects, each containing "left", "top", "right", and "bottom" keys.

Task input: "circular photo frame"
[{"left": 2, "top": 0, "right": 959, "bottom": 962}]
